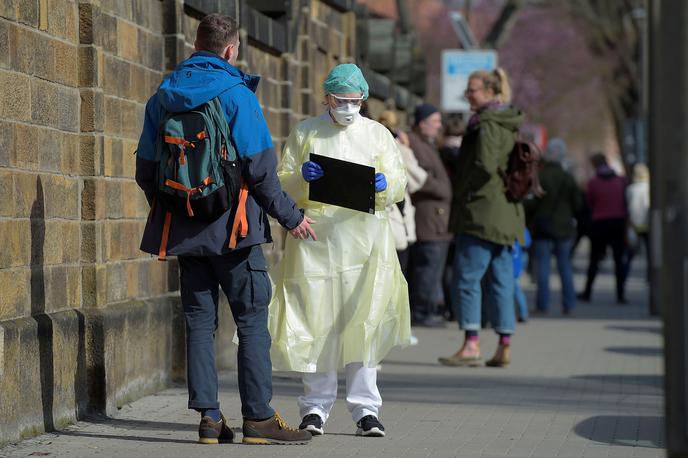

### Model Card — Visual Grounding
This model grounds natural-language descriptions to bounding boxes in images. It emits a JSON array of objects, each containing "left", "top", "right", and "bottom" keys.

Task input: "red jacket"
[{"left": 587, "top": 166, "right": 627, "bottom": 221}]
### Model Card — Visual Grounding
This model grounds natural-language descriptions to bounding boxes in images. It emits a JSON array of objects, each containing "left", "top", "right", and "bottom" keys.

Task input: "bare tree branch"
[{"left": 482, "top": 0, "right": 524, "bottom": 49}]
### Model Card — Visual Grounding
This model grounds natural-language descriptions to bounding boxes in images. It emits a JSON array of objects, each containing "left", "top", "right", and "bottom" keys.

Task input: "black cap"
[{"left": 414, "top": 103, "right": 440, "bottom": 125}]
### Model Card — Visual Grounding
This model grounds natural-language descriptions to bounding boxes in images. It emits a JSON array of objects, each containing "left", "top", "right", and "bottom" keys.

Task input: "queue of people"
[{"left": 135, "top": 13, "right": 649, "bottom": 445}]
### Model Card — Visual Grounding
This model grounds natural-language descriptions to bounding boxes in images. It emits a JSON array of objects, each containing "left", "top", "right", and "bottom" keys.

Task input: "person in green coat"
[
  {"left": 524, "top": 138, "right": 583, "bottom": 315},
  {"left": 438, "top": 68, "right": 524, "bottom": 368}
]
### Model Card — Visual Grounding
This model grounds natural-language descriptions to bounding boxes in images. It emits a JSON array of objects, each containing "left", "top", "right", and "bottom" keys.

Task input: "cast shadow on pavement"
[
  {"left": 605, "top": 324, "right": 662, "bottom": 334},
  {"left": 604, "top": 346, "right": 663, "bottom": 357},
  {"left": 57, "top": 430, "right": 197, "bottom": 445},
  {"left": 573, "top": 415, "right": 664, "bottom": 449},
  {"left": 570, "top": 374, "right": 663, "bottom": 390}
]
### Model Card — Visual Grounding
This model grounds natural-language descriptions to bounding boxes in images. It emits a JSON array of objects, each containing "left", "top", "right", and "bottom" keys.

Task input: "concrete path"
[{"left": 1, "top": 251, "right": 664, "bottom": 457}]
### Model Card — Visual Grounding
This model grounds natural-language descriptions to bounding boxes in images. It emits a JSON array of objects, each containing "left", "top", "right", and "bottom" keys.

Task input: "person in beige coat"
[{"left": 378, "top": 111, "right": 428, "bottom": 275}]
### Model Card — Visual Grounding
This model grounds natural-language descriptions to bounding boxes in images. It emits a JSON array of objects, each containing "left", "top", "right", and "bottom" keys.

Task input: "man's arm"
[
  {"left": 221, "top": 85, "right": 303, "bottom": 230},
  {"left": 135, "top": 95, "right": 161, "bottom": 206}
]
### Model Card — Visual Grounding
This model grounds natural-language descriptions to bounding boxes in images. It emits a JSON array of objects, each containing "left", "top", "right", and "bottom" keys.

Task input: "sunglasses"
[{"left": 330, "top": 94, "right": 365, "bottom": 107}]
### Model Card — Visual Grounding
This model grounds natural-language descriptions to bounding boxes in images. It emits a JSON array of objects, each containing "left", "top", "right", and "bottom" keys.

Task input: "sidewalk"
[{"left": 1, "top": 252, "right": 664, "bottom": 458}]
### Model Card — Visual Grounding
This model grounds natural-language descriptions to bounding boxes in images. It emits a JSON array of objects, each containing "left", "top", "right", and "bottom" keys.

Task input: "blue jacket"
[
  {"left": 512, "top": 228, "right": 532, "bottom": 278},
  {"left": 135, "top": 52, "right": 303, "bottom": 256}
]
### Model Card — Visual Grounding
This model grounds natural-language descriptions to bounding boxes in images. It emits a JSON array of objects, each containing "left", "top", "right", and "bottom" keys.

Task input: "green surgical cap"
[{"left": 323, "top": 64, "right": 369, "bottom": 99}]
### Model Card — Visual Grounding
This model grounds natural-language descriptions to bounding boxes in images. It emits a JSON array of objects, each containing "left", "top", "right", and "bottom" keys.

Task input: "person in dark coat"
[
  {"left": 578, "top": 153, "right": 629, "bottom": 304},
  {"left": 525, "top": 138, "right": 583, "bottom": 315},
  {"left": 407, "top": 104, "right": 453, "bottom": 327},
  {"left": 135, "top": 14, "right": 313, "bottom": 445}
]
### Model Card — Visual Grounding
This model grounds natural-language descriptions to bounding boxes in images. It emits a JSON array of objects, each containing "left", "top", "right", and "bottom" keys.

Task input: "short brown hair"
[
  {"left": 196, "top": 14, "right": 239, "bottom": 55},
  {"left": 590, "top": 152, "right": 608, "bottom": 168}
]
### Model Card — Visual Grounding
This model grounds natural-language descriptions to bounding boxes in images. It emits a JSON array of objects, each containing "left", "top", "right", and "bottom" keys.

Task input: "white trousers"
[{"left": 297, "top": 362, "right": 382, "bottom": 423}]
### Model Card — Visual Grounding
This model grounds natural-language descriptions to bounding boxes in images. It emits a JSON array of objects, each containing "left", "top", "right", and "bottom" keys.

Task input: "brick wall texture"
[{"left": 0, "top": 0, "right": 390, "bottom": 445}]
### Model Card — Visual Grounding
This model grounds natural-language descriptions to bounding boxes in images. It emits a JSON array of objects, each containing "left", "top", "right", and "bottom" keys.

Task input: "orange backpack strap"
[
  {"left": 158, "top": 211, "right": 173, "bottom": 261},
  {"left": 228, "top": 183, "right": 250, "bottom": 249}
]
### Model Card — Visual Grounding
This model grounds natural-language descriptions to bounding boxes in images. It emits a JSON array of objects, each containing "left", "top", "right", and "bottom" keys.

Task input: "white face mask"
[{"left": 330, "top": 104, "right": 361, "bottom": 126}]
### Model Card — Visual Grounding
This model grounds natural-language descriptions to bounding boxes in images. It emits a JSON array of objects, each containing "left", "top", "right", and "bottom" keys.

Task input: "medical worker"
[{"left": 268, "top": 64, "right": 411, "bottom": 438}]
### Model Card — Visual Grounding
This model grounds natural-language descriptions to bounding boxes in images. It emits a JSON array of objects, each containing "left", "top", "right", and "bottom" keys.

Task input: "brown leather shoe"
[
  {"left": 242, "top": 412, "right": 312, "bottom": 445},
  {"left": 485, "top": 344, "right": 511, "bottom": 367},
  {"left": 198, "top": 413, "right": 234, "bottom": 444},
  {"left": 438, "top": 344, "right": 483, "bottom": 367}
]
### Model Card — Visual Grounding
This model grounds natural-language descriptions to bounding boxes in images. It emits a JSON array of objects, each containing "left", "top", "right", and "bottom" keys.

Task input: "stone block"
[
  {"left": 16, "top": 0, "right": 39, "bottom": 27},
  {"left": 80, "top": 263, "right": 107, "bottom": 307},
  {"left": 47, "top": 0, "right": 78, "bottom": 43},
  {"left": 105, "top": 180, "right": 123, "bottom": 219},
  {"left": 42, "top": 221, "right": 81, "bottom": 265},
  {"left": 116, "top": 18, "right": 138, "bottom": 62},
  {"left": 126, "top": 261, "right": 139, "bottom": 298},
  {"left": 12, "top": 23, "right": 52, "bottom": 78},
  {"left": 103, "top": 136, "right": 122, "bottom": 177},
  {"left": 147, "top": 34, "right": 164, "bottom": 71},
  {"left": 0, "top": 120, "right": 14, "bottom": 167},
  {"left": 57, "top": 86, "right": 80, "bottom": 132},
  {"left": 0, "top": 269, "right": 30, "bottom": 321},
  {"left": 105, "top": 262, "right": 127, "bottom": 303},
  {"left": 43, "top": 175, "right": 79, "bottom": 219},
  {"left": 12, "top": 172, "right": 40, "bottom": 218},
  {"left": 104, "top": 96, "right": 122, "bottom": 136},
  {"left": 38, "top": 127, "right": 62, "bottom": 172},
  {"left": 0, "top": 70, "right": 31, "bottom": 122},
  {"left": 81, "top": 88, "right": 100, "bottom": 132},
  {"left": 122, "top": 181, "right": 148, "bottom": 218},
  {"left": 54, "top": 41, "right": 78, "bottom": 87},
  {"left": 103, "top": 54, "right": 125, "bottom": 97},
  {"left": 121, "top": 139, "right": 138, "bottom": 177},
  {"left": 30, "top": 78, "right": 59, "bottom": 128},
  {"left": 0, "top": 20, "right": 10, "bottom": 69},
  {"left": 60, "top": 132, "right": 81, "bottom": 175},
  {"left": 0, "top": 170, "right": 15, "bottom": 216},
  {"left": 80, "top": 221, "right": 102, "bottom": 264},
  {"left": 81, "top": 178, "right": 107, "bottom": 220},
  {"left": 120, "top": 99, "right": 142, "bottom": 139},
  {"left": 78, "top": 2, "right": 94, "bottom": 44},
  {"left": 11, "top": 123, "right": 40, "bottom": 170},
  {"left": 104, "top": 221, "right": 145, "bottom": 261},
  {"left": 0, "top": 220, "right": 31, "bottom": 269},
  {"left": 0, "top": 0, "right": 16, "bottom": 20},
  {"left": 78, "top": 45, "right": 101, "bottom": 87},
  {"left": 102, "top": 0, "right": 133, "bottom": 21},
  {"left": 43, "top": 265, "right": 81, "bottom": 312},
  {"left": 96, "top": 12, "right": 117, "bottom": 54},
  {"left": 79, "top": 134, "right": 104, "bottom": 176}
]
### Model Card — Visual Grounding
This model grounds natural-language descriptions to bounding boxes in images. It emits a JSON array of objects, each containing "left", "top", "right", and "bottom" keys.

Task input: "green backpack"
[{"left": 155, "top": 97, "right": 241, "bottom": 221}]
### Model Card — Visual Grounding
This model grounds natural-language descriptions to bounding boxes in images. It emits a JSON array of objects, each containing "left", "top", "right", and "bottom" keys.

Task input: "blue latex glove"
[
  {"left": 301, "top": 161, "right": 324, "bottom": 182},
  {"left": 375, "top": 172, "right": 387, "bottom": 192}
]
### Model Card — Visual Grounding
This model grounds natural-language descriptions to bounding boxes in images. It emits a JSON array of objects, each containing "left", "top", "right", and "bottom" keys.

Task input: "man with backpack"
[{"left": 135, "top": 14, "right": 314, "bottom": 445}]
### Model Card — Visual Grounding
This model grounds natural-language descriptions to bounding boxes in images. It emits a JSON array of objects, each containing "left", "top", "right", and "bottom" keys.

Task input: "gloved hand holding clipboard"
[{"left": 307, "top": 153, "right": 376, "bottom": 214}]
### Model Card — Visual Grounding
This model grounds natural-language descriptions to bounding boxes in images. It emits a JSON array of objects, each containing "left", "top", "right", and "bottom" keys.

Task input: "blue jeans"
[
  {"left": 534, "top": 238, "right": 576, "bottom": 311},
  {"left": 451, "top": 234, "right": 515, "bottom": 335},
  {"left": 514, "top": 252, "right": 529, "bottom": 320},
  {"left": 514, "top": 282, "right": 528, "bottom": 320},
  {"left": 178, "top": 245, "right": 275, "bottom": 420}
]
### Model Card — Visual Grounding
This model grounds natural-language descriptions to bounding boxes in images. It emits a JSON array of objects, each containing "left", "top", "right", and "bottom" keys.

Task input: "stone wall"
[{"left": 0, "top": 0, "right": 420, "bottom": 446}]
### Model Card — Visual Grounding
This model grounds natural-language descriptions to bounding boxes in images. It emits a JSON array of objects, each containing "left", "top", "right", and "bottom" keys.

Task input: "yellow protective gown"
[{"left": 268, "top": 113, "right": 412, "bottom": 373}]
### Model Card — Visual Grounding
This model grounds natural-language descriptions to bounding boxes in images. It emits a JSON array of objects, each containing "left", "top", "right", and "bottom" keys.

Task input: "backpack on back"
[
  {"left": 499, "top": 140, "right": 544, "bottom": 202},
  {"left": 156, "top": 97, "right": 240, "bottom": 219},
  {"left": 153, "top": 97, "right": 248, "bottom": 259}
]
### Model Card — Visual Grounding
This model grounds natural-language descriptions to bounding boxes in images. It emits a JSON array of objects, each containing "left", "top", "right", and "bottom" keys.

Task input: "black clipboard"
[{"left": 308, "top": 153, "right": 376, "bottom": 214}]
